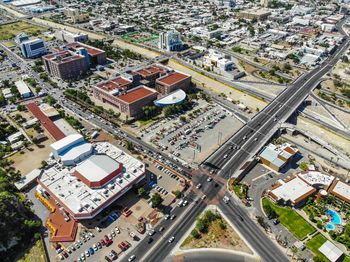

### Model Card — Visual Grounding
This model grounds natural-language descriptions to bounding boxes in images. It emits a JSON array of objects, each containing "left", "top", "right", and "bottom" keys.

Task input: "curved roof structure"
[{"left": 154, "top": 89, "right": 186, "bottom": 107}]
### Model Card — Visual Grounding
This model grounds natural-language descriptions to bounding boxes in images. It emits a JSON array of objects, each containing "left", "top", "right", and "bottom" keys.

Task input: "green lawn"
[
  {"left": 262, "top": 198, "right": 316, "bottom": 240},
  {"left": 343, "top": 256, "right": 350, "bottom": 262},
  {"left": 0, "top": 21, "right": 47, "bottom": 40},
  {"left": 305, "top": 233, "right": 329, "bottom": 262}
]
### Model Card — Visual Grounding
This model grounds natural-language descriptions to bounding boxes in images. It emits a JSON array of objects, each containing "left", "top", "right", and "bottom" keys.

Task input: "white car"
[
  {"left": 168, "top": 236, "right": 175, "bottom": 243},
  {"left": 207, "top": 177, "right": 213, "bottom": 182},
  {"left": 196, "top": 183, "right": 201, "bottom": 189},
  {"left": 128, "top": 255, "right": 136, "bottom": 261},
  {"left": 115, "top": 227, "right": 120, "bottom": 234},
  {"left": 148, "top": 229, "right": 155, "bottom": 236},
  {"left": 95, "top": 226, "right": 101, "bottom": 232},
  {"left": 223, "top": 196, "right": 230, "bottom": 204}
]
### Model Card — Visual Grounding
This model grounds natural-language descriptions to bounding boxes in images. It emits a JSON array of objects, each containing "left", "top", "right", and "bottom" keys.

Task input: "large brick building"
[
  {"left": 42, "top": 42, "right": 106, "bottom": 80},
  {"left": 93, "top": 77, "right": 158, "bottom": 118},
  {"left": 42, "top": 50, "right": 89, "bottom": 80},
  {"left": 155, "top": 72, "right": 192, "bottom": 95},
  {"left": 58, "top": 42, "right": 106, "bottom": 66}
]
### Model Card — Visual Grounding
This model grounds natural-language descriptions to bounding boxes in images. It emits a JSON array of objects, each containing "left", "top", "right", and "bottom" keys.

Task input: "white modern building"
[
  {"left": 15, "top": 80, "right": 32, "bottom": 98},
  {"left": 203, "top": 49, "right": 234, "bottom": 71},
  {"left": 54, "top": 30, "right": 88, "bottom": 43},
  {"left": 50, "top": 134, "right": 93, "bottom": 166},
  {"left": 20, "top": 38, "right": 47, "bottom": 58},
  {"left": 159, "top": 30, "right": 183, "bottom": 52}
]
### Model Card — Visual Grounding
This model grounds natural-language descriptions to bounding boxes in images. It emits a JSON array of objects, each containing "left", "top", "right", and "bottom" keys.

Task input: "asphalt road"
[{"left": 204, "top": 18, "right": 350, "bottom": 178}]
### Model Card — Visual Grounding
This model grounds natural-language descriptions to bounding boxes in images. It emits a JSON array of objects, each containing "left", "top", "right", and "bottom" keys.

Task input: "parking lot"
[{"left": 140, "top": 100, "right": 243, "bottom": 166}]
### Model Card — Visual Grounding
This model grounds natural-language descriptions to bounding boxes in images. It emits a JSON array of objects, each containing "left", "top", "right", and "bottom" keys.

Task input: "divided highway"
[{"left": 204, "top": 26, "right": 350, "bottom": 178}]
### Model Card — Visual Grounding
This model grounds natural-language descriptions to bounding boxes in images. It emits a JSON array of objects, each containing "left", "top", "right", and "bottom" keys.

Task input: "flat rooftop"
[
  {"left": 157, "top": 72, "right": 190, "bottom": 86},
  {"left": 298, "top": 171, "right": 334, "bottom": 187},
  {"left": 270, "top": 176, "right": 316, "bottom": 204},
  {"left": 329, "top": 180, "right": 350, "bottom": 203},
  {"left": 75, "top": 154, "right": 121, "bottom": 185},
  {"left": 39, "top": 142, "right": 145, "bottom": 219}
]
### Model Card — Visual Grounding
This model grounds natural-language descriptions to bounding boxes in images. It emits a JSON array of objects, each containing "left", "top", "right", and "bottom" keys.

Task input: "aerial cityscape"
[{"left": 0, "top": 0, "right": 350, "bottom": 262}]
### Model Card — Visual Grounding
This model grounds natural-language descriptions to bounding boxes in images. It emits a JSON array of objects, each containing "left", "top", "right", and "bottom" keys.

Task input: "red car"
[
  {"left": 104, "top": 235, "right": 113, "bottom": 246},
  {"left": 62, "top": 251, "right": 68, "bottom": 258}
]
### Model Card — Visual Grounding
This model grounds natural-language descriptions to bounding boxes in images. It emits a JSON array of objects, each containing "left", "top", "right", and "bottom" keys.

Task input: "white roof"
[
  {"left": 75, "top": 155, "right": 120, "bottom": 183},
  {"left": 154, "top": 89, "right": 186, "bottom": 106},
  {"left": 51, "top": 134, "right": 83, "bottom": 152},
  {"left": 332, "top": 180, "right": 350, "bottom": 203},
  {"left": 15, "top": 169, "right": 42, "bottom": 191},
  {"left": 318, "top": 241, "right": 343, "bottom": 262},
  {"left": 271, "top": 177, "right": 315, "bottom": 203},
  {"left": 39, "top": 142, "right": 145, "bottom": 219},
  {"left": 15, "top": 80, "right": 32, "bottom": 95},
  {"left": 298, "top": 171, "right": 334, "bottom": 187},
  {"left": 11, "top": 0, "right": 41, "bottom": 7},
  {"left": 60, "top": 142, "right": 92, "bottom": 162}
]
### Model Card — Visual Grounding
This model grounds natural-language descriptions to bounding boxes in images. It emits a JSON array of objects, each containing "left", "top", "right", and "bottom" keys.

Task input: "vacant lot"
[
  {"left": 262, "top": 198, "right": 316, "bottom": 240},
  {"left": 9, "top": 134, "right": 54, "bottom": 175},
  {"left": 0, "top": 21, "right": 47, "bottom": 40}
]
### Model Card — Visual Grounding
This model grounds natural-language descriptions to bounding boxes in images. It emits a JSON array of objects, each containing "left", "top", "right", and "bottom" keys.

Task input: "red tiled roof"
[
  {"left": 118, "top": 87, "right": 155, "bottom": 104},
  {"left": 43, "top": 51, "right": 83, "bottom": 64},
  {"left": 96, "top": 77, "right": 132, "bottom": 92},
  {"left": 157, "top": 72, "right": 190, "bottom": 86},
  {"left": 136, "top": 66, "right": 165, "bottom": 77},
  {"left": 62, "top": 42, "right": 104, "bottom": 56},
  {"left": 27, "top": 103, "right": 66, "bottom": 141}
]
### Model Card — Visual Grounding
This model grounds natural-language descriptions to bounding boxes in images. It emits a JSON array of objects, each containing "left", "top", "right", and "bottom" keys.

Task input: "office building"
[
  {"left": 159, "top": 30, "right": 183, "bottom": 52},
  {"left": 42, "top": 50, "right": 89, "bottom": 80},
  {"left": 20, "top": 38, "right": 47, "bottom": 58},
  {"left": 237, "top": 9, "right": 271, "bottom": 20},
  {"left": 93, "top": 80, "right": 158, "bottom": 118},
  {"left": 54, "top": 30, "right": 88, "bottom": 43},
  {"left": 15, "top": 33, "right": 29, "bottom": 45},
  {"left": 57, "top": 42, "right": 106, "bottom": 66},
  {"left": 155, "top": 71, "right": 192, "bottom": 95}
]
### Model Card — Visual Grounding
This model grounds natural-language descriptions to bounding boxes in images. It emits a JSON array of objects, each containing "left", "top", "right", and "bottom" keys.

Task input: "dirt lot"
[{"left": 9, "top": 132, "right": 54, "bottom": 175}]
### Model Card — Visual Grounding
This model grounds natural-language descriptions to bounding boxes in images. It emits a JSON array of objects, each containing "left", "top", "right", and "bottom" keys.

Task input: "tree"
[
  {"left": 179, "top": 116, "right": 187, "bottom": 122},
  {"left": 151, "top": 193, "right": 163, "bottom": 208},
  {"left": 299, "top": 161, "right": 309, "bottom": 171},
  {"left": 173, "top": 190, "right": 182, "bottom": 199},
  {"left": 196, "top": 219, "right": 208, "bottom": 233},
  {"left": 17, "top": 105, "right": 26, "bottom": 111},
  {"left": 40, "top": 160, "right": 47, "bottom": 169},
  {"left": 138, "top": 187, "right": 146, "bottom": 197},
  {"left": 191, "top": 229, "right": 200, "bottom": 239}
]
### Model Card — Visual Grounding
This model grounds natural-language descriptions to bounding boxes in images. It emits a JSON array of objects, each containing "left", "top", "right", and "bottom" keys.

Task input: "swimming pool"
[
  {"left": 326, "top": 209, "right": 341, "bottom": 225},
  {"left": 326, "top": 223, "right": 335, "bottom": 231}
]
